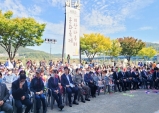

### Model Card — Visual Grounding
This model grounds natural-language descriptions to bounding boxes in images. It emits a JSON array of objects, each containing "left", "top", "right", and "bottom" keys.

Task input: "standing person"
[
  {"left": 12, "top": 71, "right": 32, "bottom": 113},
  {"left": 4, "top": 59, "right": 9, "bottom": 67},
  {"left": 152, "top": 62, "right": 156, "bottom": 69},
  {"left": 67, "top": 54, "right": 70, "bottom": 64},
  {"left": 48, "top": 69, "right": 64, "bottom": 110},
  {"left": 153, "top": 68, "right": 159, "bottom": 89},
  {"left": 0, "top": 72, "right": 13, "bottom": 113},
  {"left": 30, "top": 69, "right": 46, "bottom": 113},
  {"left": 49, "top": 60, "right": 53, "bottom": 67},
  {"left": 61, "top": 67, "right": 79, "bottom": 107}
]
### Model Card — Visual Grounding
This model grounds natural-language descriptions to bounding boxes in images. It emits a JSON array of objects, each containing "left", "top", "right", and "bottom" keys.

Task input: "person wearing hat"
[
  {"left": 30, "top": 68, "right": 46, "bottom": 113},
  {"left": 48, "top": 69, "right": 64, "bottom": 110},
  {"left": 0, "top": 72, "right": 13, "bottom": 113},
  {"left": 61, "top": 67, "right": 79, "bottom": 107},
  {"left": 12, "top": 71, "right": 32, "bottom": 113}
]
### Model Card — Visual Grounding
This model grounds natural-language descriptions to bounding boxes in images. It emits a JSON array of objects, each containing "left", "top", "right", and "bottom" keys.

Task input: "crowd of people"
[{"left": 0, "top": 59, "right": 159, "bottom": 113}]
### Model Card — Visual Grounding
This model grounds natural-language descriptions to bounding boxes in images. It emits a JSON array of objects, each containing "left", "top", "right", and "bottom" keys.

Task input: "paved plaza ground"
[{"left": 47, "top": 89, "right": 159, "bottom": 113}]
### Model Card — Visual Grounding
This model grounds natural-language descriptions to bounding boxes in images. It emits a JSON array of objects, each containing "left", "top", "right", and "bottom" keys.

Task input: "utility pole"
[{"left": 45, "top": 38, "right": 57, "bottom": 60}]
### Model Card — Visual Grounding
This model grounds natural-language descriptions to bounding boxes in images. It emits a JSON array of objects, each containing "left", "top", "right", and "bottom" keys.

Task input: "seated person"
[
  {"left": 113, "top": 67, "right": 124, "bottom": 92},
  {"left": 0, "top": 72, "right": 13, "bottom": 113},
  {"left": 30, "top": 69, "right": 47, "bottom": 113},
  {"left": 61, "top": 67, "right": 79, "bottom": 107},
  {"left": 12, "top": 71, "right": 32, "bottom": 113},
  {"left": 102, "top": 70, "right": 110, "bottom": 85},
  {"left": 4, "top": 69, "right": 15, "bottom": 83},
  {"left": 48, "top": 70, "right": 64, "bottom": 110},
  {"left": 141, "top": 68, "right": 153, "bottom": 89},
  {"left": 84, "top": 67, "right": 97, "bottom": 97},
  {"left": 132, "top": 68, "right": 142, "bottom": 89},
  {"left": 125, "top": 67, "right": 133, "bottom": 90},
  {"left": 73, "top": 68, "right": 90, "bottom": 102},
  {"left": 146, "top": 71, "right": 153, "bottom": 89}
]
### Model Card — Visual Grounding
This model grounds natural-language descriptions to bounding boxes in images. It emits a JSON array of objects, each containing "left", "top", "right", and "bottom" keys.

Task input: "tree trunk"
[{"left": 126, "top": 56, "right": 131, "bottom": 66}]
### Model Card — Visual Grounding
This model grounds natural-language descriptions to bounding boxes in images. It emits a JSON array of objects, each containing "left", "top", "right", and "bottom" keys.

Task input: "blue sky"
[{"left": 0, "top": 0, "right": 159, "bottom": 54}]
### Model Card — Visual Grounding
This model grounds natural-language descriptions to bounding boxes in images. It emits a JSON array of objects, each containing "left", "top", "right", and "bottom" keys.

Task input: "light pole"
[{"left": 44, "top": 38, "right": 57, "bottom": 60}]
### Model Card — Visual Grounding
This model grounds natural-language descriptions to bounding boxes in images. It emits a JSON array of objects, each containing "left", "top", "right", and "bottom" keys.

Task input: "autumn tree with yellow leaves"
[
  {"left": 138, "top": 47, "right": 157, "bottom": 60},
  {"left": 80, "top": 33, "right": 111, "bottom": 62},
  {"left": 106, "top": 39, "right": 122, "bottom": 61}
]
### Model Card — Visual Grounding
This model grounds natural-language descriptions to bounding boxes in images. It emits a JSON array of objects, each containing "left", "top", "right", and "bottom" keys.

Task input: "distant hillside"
[
  {"left": 0, "top": 46, "right": 56, "bottom": 59},
  {"left": 146, "top": 42, "right": 159, "bottom": 51},
  {"left": 0, "top": 42, "right": 159, "bottom": 60}
]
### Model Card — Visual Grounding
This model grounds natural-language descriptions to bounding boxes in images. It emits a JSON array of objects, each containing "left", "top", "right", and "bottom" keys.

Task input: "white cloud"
[
  {"left": 28, "top": 5, "right": 42, "bottom": 16},
  {"left": 40, "top": 0, "right": 154, "bottom": 35},
  {"left": 139, "top": 26, "right": 153, "bottom": 31},
  {"left": 0, "top": 0, "right": 29, "bottom": 17},
  {"left": 47, "top": 0, "right": 65, "bottom": 7},
  {"left": 0, "top": 0, "right": 156, "bottom": 53},
  {"left": 0, "top": 0, "right": 42, "bottom": 17},
  {"left": 0, "top": 0, "right": 63, "bottom": 39},
  {"left": 80, "top": 0, "right": 154, "bottom": 35}
]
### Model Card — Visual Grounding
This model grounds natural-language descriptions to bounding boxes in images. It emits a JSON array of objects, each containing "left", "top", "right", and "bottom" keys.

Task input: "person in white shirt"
[{"left": 61, "top": 67, "right": 79, "bottom": 107}]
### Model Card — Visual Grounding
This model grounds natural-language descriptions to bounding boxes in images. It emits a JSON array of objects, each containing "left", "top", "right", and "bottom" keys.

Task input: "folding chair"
[
  {"left": 30, "top": 91, "right": 48, "bottom": 113},
  {"left": 97, "top": 81, "right": 106, "bottom": 95},
  {"left": 107, "top": 80, "right": 116, "bottom": 93}
]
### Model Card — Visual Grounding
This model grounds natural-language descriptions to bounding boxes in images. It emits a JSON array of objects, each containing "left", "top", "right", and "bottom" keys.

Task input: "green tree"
[
  {"left": 118, "top": 37, "right": 145, "bottom": 62},
  {"left": 106, "top": 39, "right": 122, "bottom": 61},
  {"left": 138, "top": 47, "right": 157, "bottom": 60},
  {"left": 0, "top": 10, "right": 46, "bottom": 60},
  {"left": 80, "top": 33, "right": 111, "bottom": 62}
]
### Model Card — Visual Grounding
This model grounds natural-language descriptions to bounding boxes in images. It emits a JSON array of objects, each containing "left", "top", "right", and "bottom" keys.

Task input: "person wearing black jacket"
[
  {"left": 118, "top": 67, "right": 127, "bottom": 91},
  {"left": 141, "top": 68, "right": 153, "bottom": 89},
  {"left": 61, "top": 67, "right": 79, "bottom": 107},
  {"left": 113, "top": 67, "right": 123, "bottom": 92},
  {"left": 131, "top": 68, "right": 140, "bottom": 90},
  {"left": 0, "top": 72, "right": 13, "bottom": 113},
  {"left": 125, "top": 67, "right": 133, "bottom": 90},
  {"left": 152, "top": 67, "right": 159, "bottom": 89},
  {"left": 48, "top": 70, "right": 64, "bottom": 110},
  {"left": 84, "top": 68, "right": 97, "bottom": 97},
  {"left": 30, "top": 69, "right": 46, "bottom": 113},
  {"left": 12, "top": 71, "right": 32, "bottom": 113}
]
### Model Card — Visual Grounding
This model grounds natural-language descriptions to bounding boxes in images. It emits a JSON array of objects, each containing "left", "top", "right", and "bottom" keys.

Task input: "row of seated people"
[
  {"left": 52, "top": 66, "right": 91, "bottom": 107},
  {"left": 1, "top": 66, "right": 158, "bottom": 113},
  {"left": 0, "top": 70, "right": 47, "bottom": 113},
  {"left": 112, "top": 66, "right": 159, "bottom": 92},
  {"left": 0, "top": 66, "right": 93, "bottom": 113}
]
